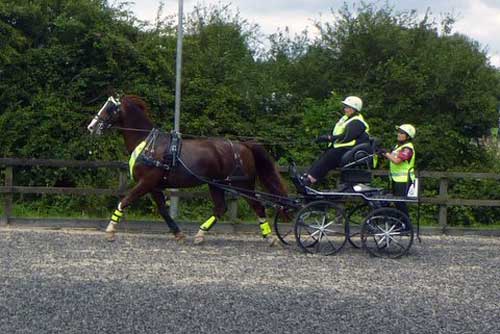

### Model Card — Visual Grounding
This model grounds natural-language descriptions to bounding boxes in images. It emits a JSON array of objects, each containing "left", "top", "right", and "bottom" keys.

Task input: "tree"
[
  {"left": 314, "top": 2, "right": 499, "bottom": 170},
  {"left": 180, "top": 5, "right": 261, "bottom": 136}
]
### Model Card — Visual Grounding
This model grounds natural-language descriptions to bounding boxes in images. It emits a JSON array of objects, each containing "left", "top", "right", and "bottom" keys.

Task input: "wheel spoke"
[
  {"left": 367, "top": 218, "right": 385, "bottom": 233},
  {"left": 386, "top": 223, "right": 397, "bottom": 233},
  {"left": 322, "top": 216, "right": 342, "bottom": 229},
  {"left": 303, "top": 225, "right": 321, "bottom": 240},
  {"left": 315, "top": 232, "right": 324, "bottom": 252},
  {"left": 322, "top": 228, "right": 345, "bottom": 235},
  {"left": 322, "top": 233, "right": 339, "bottom": 251},
  {"left": 388, "top": 237, "right": 407, "bottom": 250},
  {"left": 376, "top": 234, "right": 387, "bottom": 247},
  {"left": 394, "top": 228, "right": 412, "bottom": 236}
]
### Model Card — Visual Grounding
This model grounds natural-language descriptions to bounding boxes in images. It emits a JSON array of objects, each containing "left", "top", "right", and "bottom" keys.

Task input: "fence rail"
[{"left": 1, "top": 158, "right": 499, "bottom": 230}]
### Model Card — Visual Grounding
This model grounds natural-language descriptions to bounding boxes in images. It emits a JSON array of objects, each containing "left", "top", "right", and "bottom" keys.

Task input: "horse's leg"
[
  {"left": 194, "top": 185, "right": 227, "bottom": 245},
  {"left": 105, "top": 179, "right": 151, "bottom": 241},
  {"left": 235, "top": 180, "right": 278, "bottom": 246},
  {"left": 241, "top": 195, "right": 278, "bottom": 247},
  {"left": 150, "top": 190, "right": 185, "bottom": 242}
]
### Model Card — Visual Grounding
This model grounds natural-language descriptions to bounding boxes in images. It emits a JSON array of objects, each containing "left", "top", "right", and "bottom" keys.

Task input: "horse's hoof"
[
  {"left": 193, "top": 230, "right": 206, "bottom": 245},
  {"left": 106, "top": 232, "right": 116, "bottom": 242},
  {"left": 105, "top": 222, "right": 117, "bottom": 233},
  {"left": 193, "top": 236, "right": 204, "bottom": 245},
  {"left": 174, "top": 231, "right": 186, "bottom": 243},
  {"left": 265, "top": 235, "right": 279, "bottom": 247}
]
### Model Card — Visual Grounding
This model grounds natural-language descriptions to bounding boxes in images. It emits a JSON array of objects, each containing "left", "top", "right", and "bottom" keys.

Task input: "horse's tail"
[{"left": 244, "top": 142, "right": 288, "bottom": 197}]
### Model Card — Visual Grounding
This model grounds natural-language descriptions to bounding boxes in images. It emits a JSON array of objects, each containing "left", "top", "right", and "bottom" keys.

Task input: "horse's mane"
[{"left": 121, "top": 95, "right": 150, "bottom": 116}]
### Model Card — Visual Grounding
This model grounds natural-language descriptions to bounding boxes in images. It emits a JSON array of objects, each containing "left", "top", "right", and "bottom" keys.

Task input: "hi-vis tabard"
[
  {"left": 129, "top": 141, "right": 147, "bottom": 178},
  {"left": 389, "top": 142, "right": 415, "bottom": 183},
  {"left": 330, "top": 114, "right": 370, "bottom": 148}
]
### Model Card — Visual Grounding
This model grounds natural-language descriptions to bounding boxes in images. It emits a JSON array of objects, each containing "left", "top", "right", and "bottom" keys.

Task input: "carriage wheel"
[
  {"left": 345, "top": 203, "right": 371, "bottom": 249},
  {"left": 294, "top": 201, "right": 346, "bottom": 255},
  {"left": 361, "top": 207, "right": 414, "bottom": 259},
  {"left": 273, "top": 206, "right": 300, "bottom": 246}
]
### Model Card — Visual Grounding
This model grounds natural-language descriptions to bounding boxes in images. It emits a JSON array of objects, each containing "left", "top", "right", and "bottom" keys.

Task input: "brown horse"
[{"left": 87, "top": 95, "right": 287, "bottom": 244}]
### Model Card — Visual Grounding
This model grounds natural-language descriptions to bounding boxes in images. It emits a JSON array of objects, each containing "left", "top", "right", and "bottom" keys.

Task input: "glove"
[
  {"left": 315, "top": 135, "right": 332, "bottom": 143},
  {"left": 376, "top": 148, "right": 388, "bottom": 156}
]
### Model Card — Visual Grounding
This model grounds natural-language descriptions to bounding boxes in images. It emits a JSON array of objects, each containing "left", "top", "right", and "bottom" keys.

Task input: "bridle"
[{"left": 88, "top": 97, "right": 121, "bottom": 134}]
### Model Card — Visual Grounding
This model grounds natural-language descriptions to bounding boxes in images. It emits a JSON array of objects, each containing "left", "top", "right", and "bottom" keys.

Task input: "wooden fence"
[{"left": 1, "top": 158, "right": 499, "bottom": 230}]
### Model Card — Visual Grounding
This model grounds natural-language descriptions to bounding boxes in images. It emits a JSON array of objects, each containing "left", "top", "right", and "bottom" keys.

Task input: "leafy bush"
[{"left": 0, "top": 1, "right": 498, "bottom": 225}]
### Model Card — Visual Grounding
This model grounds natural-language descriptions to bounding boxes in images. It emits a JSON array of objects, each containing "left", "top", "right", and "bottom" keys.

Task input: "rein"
[
  {"left": 111, "top": 126, "right": 151, "bottom": 133},
  {"left": 109, "top": 125, "right": 307, "bottom": 147},
  {"left": 176, "top": 156, "right": 299, "bottom": 210}
]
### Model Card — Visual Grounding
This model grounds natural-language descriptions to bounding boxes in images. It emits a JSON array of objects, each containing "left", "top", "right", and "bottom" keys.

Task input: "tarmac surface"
[{"left": 0, "top": 227, "right": 499, "bottom": 334}]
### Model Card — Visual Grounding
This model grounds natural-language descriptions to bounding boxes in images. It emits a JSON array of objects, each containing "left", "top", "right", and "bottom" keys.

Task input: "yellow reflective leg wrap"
[
  {"left": 200, "top": 216, "right": 217, "bottom": 231},
  {"left": 111, "top": 209, "right": 124, "bottom": 224},
  {"left": 260, "top": 221, "right": 272, "bottom": 238}
]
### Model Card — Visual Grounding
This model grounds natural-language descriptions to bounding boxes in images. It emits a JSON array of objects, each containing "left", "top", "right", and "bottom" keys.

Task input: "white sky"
[{"left": 125, "top": 0, "right": 500, "bottom": 68}]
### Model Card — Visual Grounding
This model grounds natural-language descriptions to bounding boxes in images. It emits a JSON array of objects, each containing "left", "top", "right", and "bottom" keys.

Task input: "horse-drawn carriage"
[
  {"left": 88, "top": 95, "right": 419, "bottom": 259},
  {"left": 275, "top": 144, "right": 419, "bottom": 259},
  {"left": 238, "top": 138, "right": 419, "bottom": 259}
]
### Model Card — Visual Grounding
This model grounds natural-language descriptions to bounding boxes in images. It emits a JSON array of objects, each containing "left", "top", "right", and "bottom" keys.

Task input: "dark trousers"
[
  {"left": 308, "top": 147, "right": 350, "bottom": 180},
  {"left": 392, "top": 181, "right": 409, "bottom": 218}
]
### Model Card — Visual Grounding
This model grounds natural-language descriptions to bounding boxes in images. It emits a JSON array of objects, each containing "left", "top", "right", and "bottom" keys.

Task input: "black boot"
[
  {"left": 299, "top": 174, "right": 312, "bottom": 187},
  {"left": 290, "top": 172, "right": 308, "bottom": 194}
]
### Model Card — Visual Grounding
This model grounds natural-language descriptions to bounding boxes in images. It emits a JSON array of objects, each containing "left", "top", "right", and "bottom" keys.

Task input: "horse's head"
[{"left": 87, "top": 96, "right": 121, "bottom": 135}]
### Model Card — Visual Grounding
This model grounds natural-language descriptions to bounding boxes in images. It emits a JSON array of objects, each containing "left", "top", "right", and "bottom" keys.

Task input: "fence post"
[
  {"left": 227, "top": 194, "right": 239, "bottom": 223},
  {"left": 118, "top": 171, "right": 128, "bottom": 196},
  {"left": 169, "top": 189, "right": 179, "bottom": 219},
  {"left": 1, "top": 166, "right": 13, "bottom": 225},
  {"left": 438, "top": 178, "right": 448, "bottom": 232}
]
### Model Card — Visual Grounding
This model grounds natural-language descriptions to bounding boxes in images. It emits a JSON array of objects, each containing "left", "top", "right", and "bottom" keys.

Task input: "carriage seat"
[
  {"left": 338, "top": 138, "right": 380, "bottom": 186},
  {"left": 340, "top": 137, "right": 379, "bottom": 169}
]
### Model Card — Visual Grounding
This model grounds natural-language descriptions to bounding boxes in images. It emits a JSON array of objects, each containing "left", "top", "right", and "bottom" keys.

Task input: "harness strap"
[
  {"left": 168, "top": 130, "right": 182, "bottom": 167},
  {"left": 225, "top": 140, "right": 249, "bottom": 182},
  {"left": 129, "top": 129, "right": 183, "bottom": 179}
]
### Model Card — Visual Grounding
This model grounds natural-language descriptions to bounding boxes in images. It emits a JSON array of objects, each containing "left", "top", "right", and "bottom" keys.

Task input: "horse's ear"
[
  {"left": 104, "top": 87, "right": 123, "bottom": 103},
  {"left": 105, "top": 86, "right": 116, "bottom": 97}
]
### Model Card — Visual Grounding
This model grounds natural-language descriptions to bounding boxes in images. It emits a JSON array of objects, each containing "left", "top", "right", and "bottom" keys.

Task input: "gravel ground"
[{"left": 0, "top": 227, "right": 499, "bottom": 334}]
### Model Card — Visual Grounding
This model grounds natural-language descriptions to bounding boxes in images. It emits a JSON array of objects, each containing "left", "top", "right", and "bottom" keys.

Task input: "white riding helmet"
[
  {"left": 396, "top": 124, "right": 416, "bottom": 139},
  {"left": 341, "top": 96, "right": 363, "bottom": 112}
]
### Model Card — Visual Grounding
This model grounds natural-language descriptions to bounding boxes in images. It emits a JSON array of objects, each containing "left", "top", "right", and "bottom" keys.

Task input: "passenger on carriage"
[
  {"left": 378, "top": 124, "right": 416, "bottom": 218},
  {"left": 299, "top": 96, "right": 370, "bottom": 186}
]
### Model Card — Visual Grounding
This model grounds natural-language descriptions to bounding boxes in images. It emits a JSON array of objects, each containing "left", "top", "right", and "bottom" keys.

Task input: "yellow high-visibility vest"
[
  {"left": 330, "top": 114, "right": 370, "bottom": 148},
  {"left": 389, "top": 142, "right": 415, "bottom": 183}
]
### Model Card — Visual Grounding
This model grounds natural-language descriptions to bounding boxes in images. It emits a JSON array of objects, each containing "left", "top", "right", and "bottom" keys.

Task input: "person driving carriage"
[
  {"left": 299, "top": 96, "right": 370, "bottom": 186},
  {"left": 378, "top": 124, "right": 416, "bottom": 218}
]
